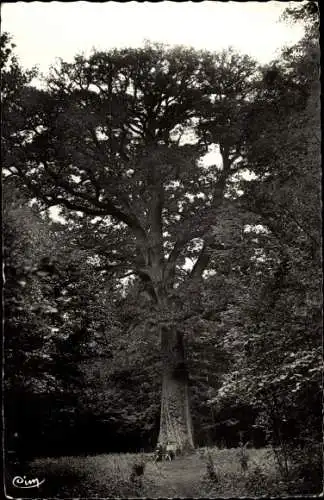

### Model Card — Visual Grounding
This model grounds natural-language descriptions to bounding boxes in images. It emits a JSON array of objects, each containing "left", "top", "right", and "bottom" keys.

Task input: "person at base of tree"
[
  {"left": 154, "top": 443, "right": 163, "bottom": 462},
  {"left": 165, "top": 442, "right": 177, "bottom": 461}
]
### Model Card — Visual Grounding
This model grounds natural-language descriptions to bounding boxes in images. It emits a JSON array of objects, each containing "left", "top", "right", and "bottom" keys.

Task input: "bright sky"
[{"left": 2, "top": 1, "right": 305, "bottom": 76}]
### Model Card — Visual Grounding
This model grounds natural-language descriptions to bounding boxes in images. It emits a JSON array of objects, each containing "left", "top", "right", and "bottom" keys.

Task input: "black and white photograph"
[{"left": 2, "top": 1, "right": 321, "bottom": 497}]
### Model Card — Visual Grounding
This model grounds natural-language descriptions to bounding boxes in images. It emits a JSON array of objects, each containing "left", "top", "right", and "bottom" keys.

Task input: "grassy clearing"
[{"left": 4, "top": 447, "right": 319, "bottom": 498}]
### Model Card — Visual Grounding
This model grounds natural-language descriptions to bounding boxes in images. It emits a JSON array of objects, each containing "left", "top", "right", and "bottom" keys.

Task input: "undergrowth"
[{"left": 5, "top": 446, "right": 322, "bottom": 498}]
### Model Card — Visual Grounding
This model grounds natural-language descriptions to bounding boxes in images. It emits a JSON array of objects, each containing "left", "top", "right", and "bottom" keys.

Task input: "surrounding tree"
[
  {"left": 3, "top": 175, "right": 127, "bottom": 460},
  {"left": 209, "top": 3, "right": 321, "bottom": 491}
]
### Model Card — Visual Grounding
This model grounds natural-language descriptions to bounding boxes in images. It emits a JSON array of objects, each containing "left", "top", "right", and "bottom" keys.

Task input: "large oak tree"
[{"left": 4, "top": 41, "right": 265, "bottom": 452}]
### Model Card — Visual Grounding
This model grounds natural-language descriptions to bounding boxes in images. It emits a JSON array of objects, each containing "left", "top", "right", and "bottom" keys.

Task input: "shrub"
[
  {"left": 205, "top": 450, "right": 218, "bottom": 483},
  {"left": 283, "top": 442, "right": 323, "bottom": 495},
  {"left": 244, "top": 465, "right": 285, "bottom": 496},
  {"left": 238, "top": 440, "right": 249, "bottom": 472},
  {"left": 129, "top": 458, "right": 145, "bottom": 490}
]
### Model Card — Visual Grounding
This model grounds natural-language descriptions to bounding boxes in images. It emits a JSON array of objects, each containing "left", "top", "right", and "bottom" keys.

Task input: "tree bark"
[{"left": 157, "top": 326, "right": 194, "bottom": 454}]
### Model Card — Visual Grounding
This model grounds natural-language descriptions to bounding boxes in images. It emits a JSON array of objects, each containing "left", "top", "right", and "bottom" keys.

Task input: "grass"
[{"left": 4, "top": 447, "right": 320, "bottom": 498}]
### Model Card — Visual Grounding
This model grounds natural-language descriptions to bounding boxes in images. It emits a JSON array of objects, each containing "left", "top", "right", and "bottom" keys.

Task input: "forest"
[{"left": 3, "top": 2, "right": 322, "bottom": 497}]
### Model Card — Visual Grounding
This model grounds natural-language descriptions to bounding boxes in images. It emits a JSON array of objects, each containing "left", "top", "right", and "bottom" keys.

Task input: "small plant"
[
  {"left": 130, "top": 458, "right": 145, "bottom": 490},
  {"left": 205, "top": 449, "right": 218, "bottom": 483},
  {"left": 238, "top": 437, "right": 249, "bottom": 472},
  {"left": 244, "top": 465, "right": 267, "bottom": 495}
]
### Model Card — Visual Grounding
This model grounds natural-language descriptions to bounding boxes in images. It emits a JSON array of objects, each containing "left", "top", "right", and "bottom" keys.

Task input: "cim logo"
[{"left": 12, "top": 476, "right": 45, "bottom": 488}]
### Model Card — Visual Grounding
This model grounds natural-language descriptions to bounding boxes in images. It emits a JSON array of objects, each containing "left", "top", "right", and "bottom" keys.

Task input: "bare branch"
[
  {"left": 164, "top": 237, "right": 191, "bottom": 284},
  {"left": 39, "top": 159, "right": 148, "bottom": 235}
]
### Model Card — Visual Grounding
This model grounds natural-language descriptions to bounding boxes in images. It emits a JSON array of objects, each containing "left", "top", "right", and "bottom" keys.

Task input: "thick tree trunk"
[{"left": 157, "top": 326, "right": 194, "bottom": 454}]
